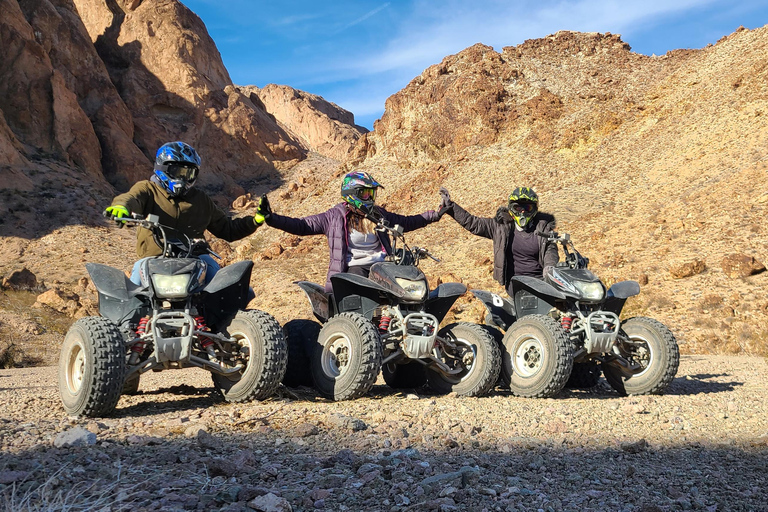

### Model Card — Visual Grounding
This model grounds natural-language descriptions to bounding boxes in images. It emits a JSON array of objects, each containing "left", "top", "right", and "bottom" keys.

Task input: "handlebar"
[
  {"left": 105, "top": 212, "right": 220, "bottom": 260},
  {"left": 365, "top": 212, "right": 439, "bottom": 265}
]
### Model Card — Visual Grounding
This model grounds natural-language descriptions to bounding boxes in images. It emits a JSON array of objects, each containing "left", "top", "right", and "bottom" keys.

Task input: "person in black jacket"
[{"left": 439, "top": 186, "right": 558, "bottom": 296}]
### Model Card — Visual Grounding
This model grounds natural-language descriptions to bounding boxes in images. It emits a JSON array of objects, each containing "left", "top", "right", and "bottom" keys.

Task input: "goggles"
[
  {"left": 509, "top": 202, "right": 536, "bottom": 214},
  {"left": 358, "top": 187, "right": 376, "bottom": 201},
  {"left": 166, "top": 163, "right": 199, "bottom": 181}
]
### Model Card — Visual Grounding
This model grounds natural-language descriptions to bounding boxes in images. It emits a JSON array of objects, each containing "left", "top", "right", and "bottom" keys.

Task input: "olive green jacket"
[{"left": 111, "top": 180, "right": 259, "bottom": 257}]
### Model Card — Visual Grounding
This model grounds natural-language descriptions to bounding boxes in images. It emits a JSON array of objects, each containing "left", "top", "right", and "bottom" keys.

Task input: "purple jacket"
[{"left": 268, "top": 203, "right": 439, "bottom": 290}]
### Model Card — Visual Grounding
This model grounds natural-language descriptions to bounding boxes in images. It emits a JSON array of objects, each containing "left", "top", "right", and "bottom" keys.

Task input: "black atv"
[
  {"left": 58, "top": 214, "right": 287, "bottom": 417},
  {"left": 473, "top": 231, "right": 679, "bottom": 398},
  {"left": 284, "top": 216, "right": 500, "bottom": 401}
]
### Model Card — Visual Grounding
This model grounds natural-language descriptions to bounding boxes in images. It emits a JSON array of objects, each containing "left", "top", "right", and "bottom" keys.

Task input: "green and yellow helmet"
[{"left": 508, "top": 187, "right": 539, "bottom": 228}]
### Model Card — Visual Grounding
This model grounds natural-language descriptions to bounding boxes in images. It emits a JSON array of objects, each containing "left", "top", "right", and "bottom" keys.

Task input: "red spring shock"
[
  {"left": 378, "top": 315, "right": 391, "bottom": 333},
  {"left": 195, "top": 316, "right": 214, "bottom": 348},
  {"left": 561, "top": 315, "right": 573, "bottom": 331},
  {"left": 132, "top": 316, "right": 150, "bottom": 354}
]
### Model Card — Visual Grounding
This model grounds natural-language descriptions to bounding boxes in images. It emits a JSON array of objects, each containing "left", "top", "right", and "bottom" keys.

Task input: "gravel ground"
[{"left": 0, "top": 355, "right": 767, "bottom": 511}]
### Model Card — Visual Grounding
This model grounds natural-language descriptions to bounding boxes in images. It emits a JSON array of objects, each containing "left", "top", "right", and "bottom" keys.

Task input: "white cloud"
[
  {"left": 327, "top": 0, "right": 719, "bottom": 77},
  {"left": 334, "top": 2, "right": 392, "bottom": 33}
]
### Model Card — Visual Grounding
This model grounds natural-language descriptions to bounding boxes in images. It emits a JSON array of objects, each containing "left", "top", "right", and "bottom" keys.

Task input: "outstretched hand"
[
  {"left": 254, "top": 194, "right": 272, "bottom": 225},
  {"left": 436, "top": 187, "right": 453, "bottom": 219},
  {"left": 104, "top": 205, "right": 129, "bottom": 227}
]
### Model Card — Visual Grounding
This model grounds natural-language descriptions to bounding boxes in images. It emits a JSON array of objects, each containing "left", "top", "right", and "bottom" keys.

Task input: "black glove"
[
  {"left": 437, "top": 187, "right": 453, "bottom": 219},
  {"left": 254, "top": 194, "right": 272, "bottom": 225}
]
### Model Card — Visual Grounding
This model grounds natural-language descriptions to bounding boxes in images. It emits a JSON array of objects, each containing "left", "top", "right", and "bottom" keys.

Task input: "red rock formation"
[{"left": 243, "top": 84, "right": 368, "bottom": 162}]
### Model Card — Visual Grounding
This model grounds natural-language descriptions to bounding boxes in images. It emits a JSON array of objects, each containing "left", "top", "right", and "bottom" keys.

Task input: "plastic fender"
[
  {"left": 85, "top": 262, "right": 141, "bottom": 301},
  {"left": 295, "top": 281, "right": 332, "bottom": 323},
  {"left": 203, "top": 260, "right": 253, "bottom": 294},
  {"left": 511, "top": 275, "right": 568, "bottom": 300},
  {"left": 470, "top": 289, "right": 516, "bottom": 330},
  {"left": 607, "top": 280, "right": 641, "bottom": 299},
  {"left": 424, "top": 283, "right": 468, "bottom": 323}
]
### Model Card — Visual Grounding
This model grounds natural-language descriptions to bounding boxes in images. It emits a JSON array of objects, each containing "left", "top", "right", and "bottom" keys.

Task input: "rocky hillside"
[
  {"left": 0, "top": 0, "right": 364, "bottom": 232},
  {"left": 1, "top": 4, "right": 767, "bottom": 362},
  {"left": 334, "top": 29, "right": 768, "bottom": 356},
  {"left": 242, "top": 84, "right": 368, "bottom": 162}
]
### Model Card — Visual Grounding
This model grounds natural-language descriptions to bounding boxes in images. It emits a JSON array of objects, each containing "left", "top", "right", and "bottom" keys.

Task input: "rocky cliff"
[
  {"left": 242, "top": 84, "right": 367, "bottom": 162},
  {"left": 0, "top": 0, "right": 363, "bottom": 235}
]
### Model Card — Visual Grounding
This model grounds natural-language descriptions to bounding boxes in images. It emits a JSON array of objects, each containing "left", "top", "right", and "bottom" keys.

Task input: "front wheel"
[
  {"left": 503, "top": 315, "right": 572, "bottom": 398},
  {"left": 602, "top": 317, "right": 679, "bottom": 396},
  {"left": 426, "top": 323, "right": 500, "bottom": 397},
  {"left": 310, "top": 312, "right": 381, "bottom": 401},
  {"left": 211, "top": 310, "right": 287, "bottom": 402},
  {"left": 58, "top": 317, "right": 125, "bottom": 417}
]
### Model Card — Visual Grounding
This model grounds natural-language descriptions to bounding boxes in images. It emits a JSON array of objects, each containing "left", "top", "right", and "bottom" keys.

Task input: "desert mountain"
[
  {"left": 249, "top": 29, "right": 768, "bottom": 357},
  {"left": 1, "top": 0, "right": 766, "bottom": 362},
  {"left": 339, "top": 29, "right": 768, "bottom": 355}
]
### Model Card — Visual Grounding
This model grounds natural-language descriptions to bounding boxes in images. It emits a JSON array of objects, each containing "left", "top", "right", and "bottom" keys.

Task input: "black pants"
[{"left": 346, "top": 264, "right": 372, "bottom": 278}]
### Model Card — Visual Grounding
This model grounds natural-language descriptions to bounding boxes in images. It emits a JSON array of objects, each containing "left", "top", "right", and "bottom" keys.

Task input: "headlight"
[
  {"left": 151, "top": 273, "right": 192, "bottom": 298},
  {"left": 395, "top": 278, "right": 427, "bottom": 301},
  {"left": 573, "top": 280, "right": 604, "bottom": 301}
]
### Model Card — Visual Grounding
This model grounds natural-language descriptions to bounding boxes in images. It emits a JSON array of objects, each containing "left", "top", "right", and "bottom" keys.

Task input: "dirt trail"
[{"left": 1, "top": 355, "right": 767, "bottom": 511}]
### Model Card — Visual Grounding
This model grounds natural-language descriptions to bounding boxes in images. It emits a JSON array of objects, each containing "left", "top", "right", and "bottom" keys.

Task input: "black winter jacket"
[{"left": 450, "top": 202, "right": 559, "bottom": 288}]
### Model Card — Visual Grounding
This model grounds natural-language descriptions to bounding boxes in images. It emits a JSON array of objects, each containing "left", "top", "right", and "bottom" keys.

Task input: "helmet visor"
[
  {"left": 509, "top": 202, "right": 536, "bottom": 214},
  {"left": 166, "top": 163, "right": 199, "bottom": 181}
]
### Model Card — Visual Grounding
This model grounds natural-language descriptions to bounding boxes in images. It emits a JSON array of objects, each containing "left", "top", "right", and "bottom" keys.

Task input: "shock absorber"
[
  {"left": 129, "top": 316, "right": 150, "bottom": 364},
  {"left": 195, "top": 316, "right": 218, "bottom": 363},
  {"left": 378, "top": 315, "right": 391, "bottom": 333},
  {"left": 561, "top": 314, "right": 573, "bottom": 331}
]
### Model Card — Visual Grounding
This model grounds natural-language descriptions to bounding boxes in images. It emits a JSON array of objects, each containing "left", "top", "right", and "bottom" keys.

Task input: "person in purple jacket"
[{"left": 255, "top": 171, "right": 448, "bottom": 291}]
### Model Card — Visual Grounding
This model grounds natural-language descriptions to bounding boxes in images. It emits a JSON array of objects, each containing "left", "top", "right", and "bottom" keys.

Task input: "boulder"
[
  {"left": 2, "top": 268, "right": 38, "bottom": 290},
  {"left": 669, "top": 260, "right": 706, "bottom": 279},
  {"left": 721, "top": 254, "right": 765, "bottom": 278}
]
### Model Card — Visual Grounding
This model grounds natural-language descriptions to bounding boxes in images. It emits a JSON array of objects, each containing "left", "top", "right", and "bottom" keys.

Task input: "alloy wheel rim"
[
  {"left": 513, "top": 335, "right": 544, "bottom": 377},
  {"left": 67, "top": 343, "right": 85, "bottom": 394},
  {"left": 626, "top": 334, "right": 653, "bottom": 377},
  {"left": 321, "top": 333, "right": 352, "bottom": 378}
]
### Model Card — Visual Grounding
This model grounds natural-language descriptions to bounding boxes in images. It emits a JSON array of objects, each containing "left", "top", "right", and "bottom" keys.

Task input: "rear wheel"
[
  {"left": 482, "top": 324, "right": 508, "bottom": 388},
  {"left": 503, "top": 315, "right": 572, "bottom": 398},
  {"left": 426, "top": 323, "right": 500, "bottom": 397},
  {"left": 58, "top": 317, "right": 125, "bottom": 417},
  {"left": 602, "top": 317, "right": 679, "bottom": 396},
  {"left": 282, "top": 319, "right": 321, "bottom": 387},
  {"left": 310, "top": 312, "right": 381, "bottom": 401},
  {"left": 566, "top": 361, "right": 601, "bottom": 389},
  {"left": 382, "top": 361, "right": 427, "bottom": 389},
  {"left": 211, "top": 310, "right": 287, "bottom": 402}
]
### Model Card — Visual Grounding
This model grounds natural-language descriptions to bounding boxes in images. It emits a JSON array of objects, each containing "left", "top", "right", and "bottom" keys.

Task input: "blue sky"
[{"left": 183, "top": 0, "right": 768, "bottom": 130}]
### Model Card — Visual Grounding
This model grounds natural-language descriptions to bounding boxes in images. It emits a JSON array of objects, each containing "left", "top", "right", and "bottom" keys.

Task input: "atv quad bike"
[
  {"left": 286, "top": 216, "right": 500, "bottom": 401},
  {"left": 58, "top": 214, "right": 287, "bottom": 417},
  {"left": 473, "top": 231, "right": 679, "bottom": 398}
]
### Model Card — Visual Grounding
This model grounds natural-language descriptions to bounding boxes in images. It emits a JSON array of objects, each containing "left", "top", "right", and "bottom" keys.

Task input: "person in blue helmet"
[{"left": 105, "top": 141, "right": 265, "bottom": 285}]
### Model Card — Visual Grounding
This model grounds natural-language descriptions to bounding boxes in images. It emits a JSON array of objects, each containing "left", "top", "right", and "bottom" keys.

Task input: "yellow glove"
[
  {"left": 104, "top": 205, "right": 129, "bottom": 225},
  {"left": 254, "top": 195, "right": 271, "bottom": 225}
]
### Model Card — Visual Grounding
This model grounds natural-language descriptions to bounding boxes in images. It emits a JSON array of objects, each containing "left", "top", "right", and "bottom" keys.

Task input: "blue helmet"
[{"left": 153, "top": 141, "right": 201, "bottom": 197}]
